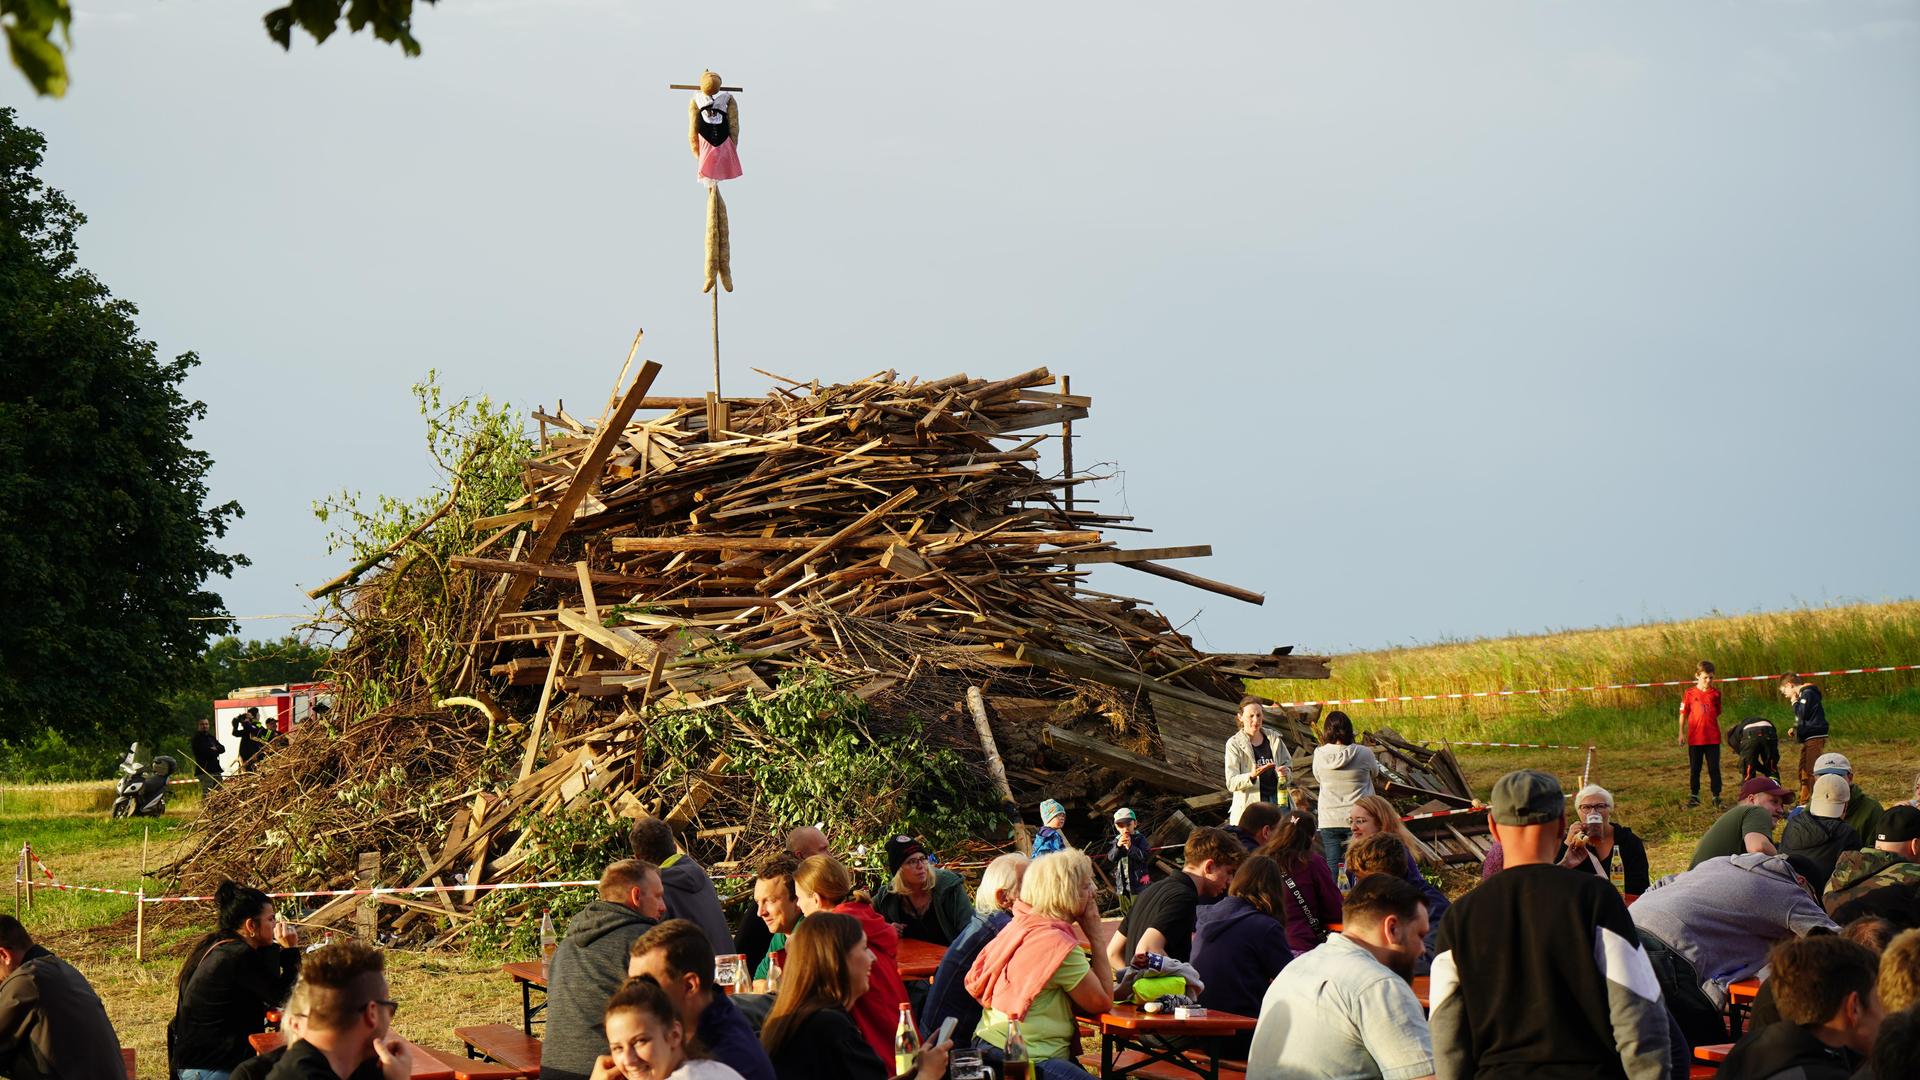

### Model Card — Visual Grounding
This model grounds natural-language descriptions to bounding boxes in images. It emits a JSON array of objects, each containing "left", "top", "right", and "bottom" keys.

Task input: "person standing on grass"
[
  {"left": 1429, "top": 770, "right": 1669, "bottom": 1080},
  {"left": 193, "top": 716, "right": 225, "bottom": 795},
  {"left": 1690, "top": 776, "right": 1790, "bottom": 868},
  {"left": 1781, "top": 672, "right": 1828, "bottom": 805},
  {"left": 1106, "top": 808, "right": 1152, "bottom": 916},
  {"left": 1225, "top": 696, "right": 1290, "bottom": 827},
  {"left": 1311, "top": 711, "right": 1391, "bottom": 869},
  {"left": 1678, "top": 660, "right": 1725, "bottom": 808}
]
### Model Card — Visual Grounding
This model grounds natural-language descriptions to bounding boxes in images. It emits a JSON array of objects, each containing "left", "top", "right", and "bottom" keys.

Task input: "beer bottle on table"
[
  {"left": 894, "top": 1003, "right": 920, "bottom": 1075},
  {"left": 539, "top": 910, "right": 557, "bottom": 980},
  {"left": 1004, "top": 1018, "right": 1033, "bottom": 1080}
]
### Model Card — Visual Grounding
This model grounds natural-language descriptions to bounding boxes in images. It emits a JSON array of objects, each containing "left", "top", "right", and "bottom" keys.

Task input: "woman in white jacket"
[
  {"left": 1309, "top": 711, "right": 1389, "bottom": 870},
  {"left": 1224, "top": 696, "right": 1290, "bottom": 826}
]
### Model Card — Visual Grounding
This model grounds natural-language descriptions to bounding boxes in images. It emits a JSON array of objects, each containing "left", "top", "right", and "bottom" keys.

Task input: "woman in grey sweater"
[{"left": 1310, "top": 712, "right": 1389, "bottom": 871}]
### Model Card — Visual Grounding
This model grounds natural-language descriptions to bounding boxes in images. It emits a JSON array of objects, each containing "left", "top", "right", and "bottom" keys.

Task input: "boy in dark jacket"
[
  {"left": 0, "top": 916, "right": 125, "bottom": 1080},
  {"left": 542, "top": 860, "right": 666, "bottom": 1080},
  {"left": 1107, "top": 807, "right": 1152, "bottom": 916},
  {"left": 1781, "top": 673, "right": 1828, "bottom": 804}
]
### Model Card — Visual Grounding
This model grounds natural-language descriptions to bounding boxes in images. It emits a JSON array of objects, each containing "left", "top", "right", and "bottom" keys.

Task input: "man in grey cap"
[{"left": 1430, "top": 770, "right": 1669, "bottom": 1080}]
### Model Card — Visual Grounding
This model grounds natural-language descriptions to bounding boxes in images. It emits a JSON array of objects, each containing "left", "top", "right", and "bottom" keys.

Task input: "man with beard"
[{"left": 1247, "top": 874, "right": 1432, "bottom": 1079}]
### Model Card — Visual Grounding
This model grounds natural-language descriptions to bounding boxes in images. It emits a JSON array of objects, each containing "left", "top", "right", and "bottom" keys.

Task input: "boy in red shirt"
[{"left": 1677, "top": 660, "right": 1724, "bottom": 808}]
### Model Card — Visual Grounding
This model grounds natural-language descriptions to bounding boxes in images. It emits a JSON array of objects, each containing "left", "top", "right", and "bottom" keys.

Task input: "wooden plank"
[
  {"left": 1061, "top": 545, "right": 1212, "bottom": 565},
  {"left": 611, "top": 530, "right": 1103, "bottom": 553},
  {"left": 557, "top": 608, "right": 659, "bottom": 667},
  {"left": 762, "top": 485, "right": 920, "bottom": 582},
  {"left": 575, "top": 561, "right": 598, "bottom": 622},
  {"left": 518, "top": 633, "right": 569, "bottom": 782},
  {"left": 452, "top": 555, "right": 662, "bottom": 589},
  {"left": 501, "top": 361, "right": 664, "bottom": 613},
  {"left": 967, "top": 688, "right": 1032, "bottom": 850},
  {"left": 1040, "top": 725, "right": 1215, "bottom": 795},
  {"left": 1123, "top": 560, "right": 1265, "bottom": 606}
]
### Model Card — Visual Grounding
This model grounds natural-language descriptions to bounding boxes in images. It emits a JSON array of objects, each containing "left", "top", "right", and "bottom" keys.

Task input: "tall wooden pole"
[
  {"left": 1061, "top": 375, "right": 1074, "bottom": 515},
  {"left": 711, "top": 289, "right": 722, "bottom": 399}
]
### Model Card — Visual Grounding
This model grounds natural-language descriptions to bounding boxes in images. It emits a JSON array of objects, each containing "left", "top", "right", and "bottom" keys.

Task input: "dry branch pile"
[{"left": 178, "top": 361, "right": 1342, "bottom": 940}]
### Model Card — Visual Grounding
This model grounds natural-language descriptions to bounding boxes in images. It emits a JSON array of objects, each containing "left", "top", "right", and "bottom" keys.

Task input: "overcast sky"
[{"left": 10, "top": 0, "right": 1917, "bottom": 657}]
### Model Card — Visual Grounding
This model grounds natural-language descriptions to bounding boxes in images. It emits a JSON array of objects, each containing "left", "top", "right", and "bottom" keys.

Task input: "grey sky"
[{"left": 11, "top": 0, "right": 1918, "bottom": 656}]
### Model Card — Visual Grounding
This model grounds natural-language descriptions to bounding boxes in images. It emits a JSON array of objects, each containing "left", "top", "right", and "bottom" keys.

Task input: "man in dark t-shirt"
[
  {"left": 1106, "top": 827, "right": 1241, "bottom": 967},
  {"left": 1431, "top": 770, "right": 1669, "bottom": 1079},
  {"left": 1691, "top": 776, "right": 1789, "bottom": 868}
]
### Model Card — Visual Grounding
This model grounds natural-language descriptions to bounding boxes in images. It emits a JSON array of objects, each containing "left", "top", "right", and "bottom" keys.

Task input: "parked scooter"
[{"left": 111, "top": 746, "right": 176, "bottom": 818}]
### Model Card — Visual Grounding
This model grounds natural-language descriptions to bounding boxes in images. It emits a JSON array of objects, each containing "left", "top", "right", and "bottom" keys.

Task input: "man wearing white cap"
[
  {"left": 1780, "top": 774, "right": 1860, "bottom": 883},
  {"left": 1107, "top": 808, "right": 1151, "bottom": 916},
  {"left": 1814, "top": 752, "right": 1884, "bottom": 847}
]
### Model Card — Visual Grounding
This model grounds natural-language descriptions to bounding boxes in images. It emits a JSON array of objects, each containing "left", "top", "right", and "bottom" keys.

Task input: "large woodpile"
[{"left": 179, "top": 361, "right": 1346, "bottom": 938}]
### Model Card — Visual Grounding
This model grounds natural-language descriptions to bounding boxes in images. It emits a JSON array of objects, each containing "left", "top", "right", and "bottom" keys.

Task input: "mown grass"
[
  {"left": 1252, "top": 599, "right": 1920, "bottom": 720},
  {"left": 1, "top": 795, "right": 524, "bottom": 1069}
]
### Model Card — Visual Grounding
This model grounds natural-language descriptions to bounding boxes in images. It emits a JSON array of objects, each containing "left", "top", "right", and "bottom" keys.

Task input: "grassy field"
[
  {"left": 0, "top": 784, "right": 524, "bottom": 1068},
  {"left": 7, "top": 601, "right": 1916, "bottom": 1066}
]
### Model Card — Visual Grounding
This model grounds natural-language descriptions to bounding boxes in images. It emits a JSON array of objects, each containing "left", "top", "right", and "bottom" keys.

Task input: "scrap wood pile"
[
  {"left": 176, "top": 360, "right": 1333, "bottom": 941},
  {"left": 1368, "top": 728, "right": 1491, "bottom": 865}
]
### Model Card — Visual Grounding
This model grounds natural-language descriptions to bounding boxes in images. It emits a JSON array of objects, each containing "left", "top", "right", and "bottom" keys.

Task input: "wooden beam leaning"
[
  {"left": 500, "top": 361, "right": 665, "bottom": 614},
  {"left": 1123, "top": 560, "right": 1265, "bottom": 606},
  {"left": 1041, "top": 725, "right": 1215, "bottom": 795}
]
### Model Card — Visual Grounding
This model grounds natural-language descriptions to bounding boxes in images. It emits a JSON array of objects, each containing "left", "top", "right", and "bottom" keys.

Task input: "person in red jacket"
[
  {"left": 1679, "top": 660, "right": 1725, "bottom": 808},
  {"left": 791, "top": 854, "right": 908, "bottom": 1066}
]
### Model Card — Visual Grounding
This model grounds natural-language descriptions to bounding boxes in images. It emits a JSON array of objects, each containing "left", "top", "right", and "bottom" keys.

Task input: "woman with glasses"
[
  {"left": 1479, "top": 784, "right": 1649, "bottom": 895},
  {"left": 870, "top": 835, "right": 973, "bottom": 946}
]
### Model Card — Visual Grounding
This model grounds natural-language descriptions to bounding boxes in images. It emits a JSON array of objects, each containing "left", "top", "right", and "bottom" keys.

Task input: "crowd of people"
[{"left": 4, "top": 671, "right": 1918, "bottom": 1079}]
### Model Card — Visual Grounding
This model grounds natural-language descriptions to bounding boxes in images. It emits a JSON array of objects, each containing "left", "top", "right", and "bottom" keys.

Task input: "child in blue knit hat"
[{"left": 1032, "top": 798, "right": 1070, "bottom": 857}]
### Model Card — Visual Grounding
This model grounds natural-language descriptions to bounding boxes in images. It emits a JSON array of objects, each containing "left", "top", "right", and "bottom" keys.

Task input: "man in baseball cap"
[
  {"left": 1826, "top": 805, "right": 1920, "bottom": 927},
  {"left": 1109, "top": 808, "right": 1151, "bottom": 915},
  {"left": 1691, "top": 776, "right": 1791, "bottom": 868},
  {"left": 1431, "top": 770, "right": 1669, "bottom": 1078},
  {"left": 1780, "top": 774, "right": 1860, "bottom": 883},
  {"left": 1814, "top": 752, "right": 1885, "bottom": 849}
]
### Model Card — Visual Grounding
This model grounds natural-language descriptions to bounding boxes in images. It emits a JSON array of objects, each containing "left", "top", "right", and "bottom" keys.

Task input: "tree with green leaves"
[
  {"left": 0, "top": 106, "right": 245, "bottom": 745},
  {"left": 4, "top": 0, "right": 435, "bottom": 98}
]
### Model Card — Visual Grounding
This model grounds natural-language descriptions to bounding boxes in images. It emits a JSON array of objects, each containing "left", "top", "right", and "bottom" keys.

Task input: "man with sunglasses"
[{"left": 265, "top": 941, "right": 411, "bottom": 1080}]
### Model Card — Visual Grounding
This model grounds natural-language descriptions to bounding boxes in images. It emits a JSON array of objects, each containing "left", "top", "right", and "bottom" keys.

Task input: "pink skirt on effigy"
[{"left": 698, "top": 138, "right": 742, "bottom": 186}]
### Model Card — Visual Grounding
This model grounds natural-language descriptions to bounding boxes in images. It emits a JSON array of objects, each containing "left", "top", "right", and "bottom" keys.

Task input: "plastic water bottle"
[{"left": 539, "top": 910, "right": 557, "bottom": 980}]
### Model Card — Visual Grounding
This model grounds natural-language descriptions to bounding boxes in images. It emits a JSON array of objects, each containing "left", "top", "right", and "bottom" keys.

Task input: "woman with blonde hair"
[
  {"left": 1347, "top": 793, "right": 1449, "bottom": 928},
  {"left": 965, "top": 849, "right": 1112, "bottom": 1079},
  {"left": 792, "top": 854, "right": 907, "bottom": 1067},
  {"left": 759, "top": 913, "right": 948, "bottom": 1080}
]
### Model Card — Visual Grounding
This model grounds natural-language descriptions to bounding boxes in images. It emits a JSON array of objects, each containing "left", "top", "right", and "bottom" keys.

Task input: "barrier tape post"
[
  {"left": 13, "top": 843, "right": 21, "bottom": 916},
  {"left": 22, "top": 843, "right": 30, "bottom": 910},
  {"left": 135, "top": 885, "right": 146, "bottom": 963}
]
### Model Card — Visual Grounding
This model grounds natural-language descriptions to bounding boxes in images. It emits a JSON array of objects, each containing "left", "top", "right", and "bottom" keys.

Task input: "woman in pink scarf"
[{"left": 965, "top": 849, "right": 1114, "bottom": 1079}]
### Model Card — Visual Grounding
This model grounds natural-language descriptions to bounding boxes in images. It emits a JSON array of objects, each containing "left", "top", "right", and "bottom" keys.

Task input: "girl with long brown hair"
[
  {"left": 790, "top": 855, "right": 909, "bottom": 1067},
  {"left": 759, "top": 914, "right": 947, "bottom": 1080},
  {"left": 1255, "top": 811, "right": 1343, "bottom": 955},
  {"left": 1191, "top": 856, "right": 1294, "bottom": 1054}
]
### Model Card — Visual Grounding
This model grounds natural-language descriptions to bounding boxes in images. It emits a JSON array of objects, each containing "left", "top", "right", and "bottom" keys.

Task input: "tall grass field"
[{"left": 1251, "top": 599, "right": 1920, "bottom": 744}]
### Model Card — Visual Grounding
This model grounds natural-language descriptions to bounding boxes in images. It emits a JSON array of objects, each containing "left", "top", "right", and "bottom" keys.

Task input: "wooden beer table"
[
  {"left": 897, "top": 938, "right": 947, "bottom": 981},
  {"left": 502, "top": 961, "right": 548, "bottom": 1035},
  {"left": 1097, "top": 1004, "right": 1256, "bottom": 1080}
]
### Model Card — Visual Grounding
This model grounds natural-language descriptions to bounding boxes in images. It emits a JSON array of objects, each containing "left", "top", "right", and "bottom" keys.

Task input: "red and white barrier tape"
[
  {"left": 1267, "top": 662, "right": 1920, "bottom": 708},
  {"left": 144, "top": 878, "right": 606, "bottom": 904},
  {"left": 1450, "top": 740, "right": 1596, "bottom": 751}
]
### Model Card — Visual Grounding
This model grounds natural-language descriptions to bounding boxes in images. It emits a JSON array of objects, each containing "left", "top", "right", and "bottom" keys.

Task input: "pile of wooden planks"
[
  {"left": 1367, "top": 728, "right": 1493, "bottom": 865},
  {"left": 179, "top": 362, "right": 1336, "bottom": 935}
]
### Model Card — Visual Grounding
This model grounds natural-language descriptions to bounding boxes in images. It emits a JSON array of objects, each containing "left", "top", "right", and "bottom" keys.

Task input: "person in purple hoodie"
[
  {"left": 1254, "top": 812, "right": 1343, "bottom": 956},
  {"left": 1191, "top": 856, "right": 1293, "bottom": 1056}
]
